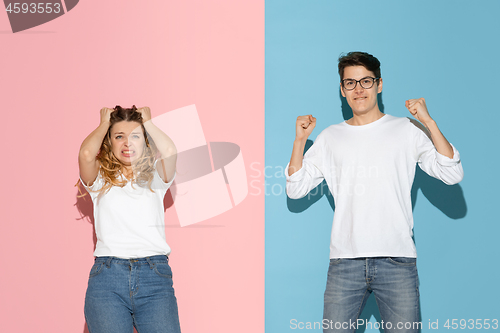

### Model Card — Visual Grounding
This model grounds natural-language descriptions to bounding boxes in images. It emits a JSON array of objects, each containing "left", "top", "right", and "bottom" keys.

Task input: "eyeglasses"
[{"left": 341, "top": 77, "right": 379, "bottom": 90}]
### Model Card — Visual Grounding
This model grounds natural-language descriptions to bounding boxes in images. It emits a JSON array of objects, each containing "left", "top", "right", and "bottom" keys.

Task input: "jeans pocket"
[
  {"left": 89, "top": 262, "right": 105, "bottom": 278},
  {"left": 388, "top": 257, "right": 416, "bottom": 266},
  {"left": 153, "top": 263, "right": 173, "bottom": 278}
]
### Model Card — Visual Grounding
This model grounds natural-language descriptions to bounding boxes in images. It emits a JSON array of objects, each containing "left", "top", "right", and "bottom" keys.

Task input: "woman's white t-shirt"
[{"left": 81, "top": 162, "right": 175, "bottom": 259}]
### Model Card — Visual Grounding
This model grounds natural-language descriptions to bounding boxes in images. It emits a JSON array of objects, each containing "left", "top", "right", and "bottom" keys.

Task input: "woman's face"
[{"left": 109, "top": 121, "right": 146, "bottom": 166}]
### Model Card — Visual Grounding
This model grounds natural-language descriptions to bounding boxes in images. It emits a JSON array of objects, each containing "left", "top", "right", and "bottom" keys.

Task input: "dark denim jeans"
[
  {"left": 323, "top": 257, "right": 421, "bottom": 333},
  {"left": 84, "top": 255, "right": 181, "bottom": 333}
]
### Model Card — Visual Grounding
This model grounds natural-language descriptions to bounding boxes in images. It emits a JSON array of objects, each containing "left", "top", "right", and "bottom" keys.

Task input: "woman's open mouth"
[{"left": 121, "top": 150, "right": 136, "bottom": 157}]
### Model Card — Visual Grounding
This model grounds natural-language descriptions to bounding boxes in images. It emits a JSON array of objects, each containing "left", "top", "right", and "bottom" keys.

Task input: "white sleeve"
[
  {"left": 285, "top": 133, "right": 326, "bottom": 199},
  {"left": 79, "top": 171, "right": 104, "bottom": 199},
  {"left": 412, "top": 121, "right": 464, "bottom": 185},
  {"left": 152, "top": 159, "right": 176, "bottom": 190}
]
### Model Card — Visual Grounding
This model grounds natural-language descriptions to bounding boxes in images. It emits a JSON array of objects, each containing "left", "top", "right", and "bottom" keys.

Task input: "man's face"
[{"left": 340, "top": 66, "right": 383, "bottom": 116}]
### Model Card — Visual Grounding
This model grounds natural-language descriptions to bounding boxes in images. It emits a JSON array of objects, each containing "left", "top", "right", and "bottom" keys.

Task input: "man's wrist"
[
  {"left": 294, "top": 138, "right": 308, "bottom": 147},
  {"left": 421, "top": 118, "right": 436, "bottom": 129},
  {"left": 422, "top": 118, "right": 437, "bottom": 132}
]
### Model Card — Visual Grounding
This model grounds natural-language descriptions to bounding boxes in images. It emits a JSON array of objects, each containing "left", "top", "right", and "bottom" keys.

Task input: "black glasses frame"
[{"left": 341, "top": 77, "right": 380, "bottom": 90}]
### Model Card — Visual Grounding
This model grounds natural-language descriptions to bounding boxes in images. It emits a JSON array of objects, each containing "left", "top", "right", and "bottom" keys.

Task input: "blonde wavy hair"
[{"left": 77, "top": 105, "right": 158, "bottom": 198}]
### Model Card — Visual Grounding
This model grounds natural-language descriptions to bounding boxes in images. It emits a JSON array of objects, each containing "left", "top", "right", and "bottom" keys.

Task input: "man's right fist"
[{"left": 295, "top": 115, "right": 316, "bottom": 141}]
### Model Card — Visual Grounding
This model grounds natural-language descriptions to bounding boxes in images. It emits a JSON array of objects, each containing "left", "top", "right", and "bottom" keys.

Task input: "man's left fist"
[{"left": 405, "top": 98, "right": 433, "bottom": 125}]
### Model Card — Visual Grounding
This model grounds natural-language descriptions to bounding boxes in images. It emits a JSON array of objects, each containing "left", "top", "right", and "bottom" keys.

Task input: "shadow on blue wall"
[
  {"left": 411, "top": 167, "right": 467, "bottom": 219},
  {"left": 285, "top": 90, "right": 466, "bottom": 332}
]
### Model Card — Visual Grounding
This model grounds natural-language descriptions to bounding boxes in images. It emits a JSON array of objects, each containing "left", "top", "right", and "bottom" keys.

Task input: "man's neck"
[{"left": 346, "top": 110, "right": 385, "bottom": 126}]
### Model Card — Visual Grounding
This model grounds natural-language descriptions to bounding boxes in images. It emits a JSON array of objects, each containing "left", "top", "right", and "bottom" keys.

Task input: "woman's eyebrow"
[{"left": 113, "top": 131, "right": 142, "bottom": 135}]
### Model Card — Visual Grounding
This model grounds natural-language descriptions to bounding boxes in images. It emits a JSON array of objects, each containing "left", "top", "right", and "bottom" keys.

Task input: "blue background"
[{"left": 265, "top": 1, "right": 500, "bottom": 332}]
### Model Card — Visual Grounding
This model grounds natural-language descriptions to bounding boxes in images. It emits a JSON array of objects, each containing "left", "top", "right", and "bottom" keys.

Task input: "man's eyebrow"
[{"left": 343, "top": 76, "right": 372, "bottom": 81}]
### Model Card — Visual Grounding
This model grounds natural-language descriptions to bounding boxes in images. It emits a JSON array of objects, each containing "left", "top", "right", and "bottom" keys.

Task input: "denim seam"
[
  {"left": 388, "top": 257, "right": 416, "bottom": 266},
  {"left": 89, "top": 262, "right": 104, "bottom": 278},
  {"left": 154, "top": 264, "right": 173, "bottom": 278},
  {"left": 101, "top": 262, "right": 168, "bottom": 266},
  {"left": 146, "top": 256, "right": 153, "bottom": 269},
  {"left": 129, "top": 265, "right": 140, "bottom": 298},
  {"left": 105, "top": 257, "right": 112, "bottom": 268},
  {"left": 132, "top": 313, "right": 141, "bottom": 333},
  {"left": 415, "top": 272, "right": 420, "bottom": 330},
  {"left": 329, "top": 258, "right": 342, "bottom": 266},
  {"left": 95, "top": 256, "right": 168, "bottom": 264},
  {"left": 84, "top": 311, "right": 92, "bottom": 333},
  {"left": 354, "top": 290, "right": 370, "bottom": 333},
  {"left": 135, "top": 269, "right": 140, "bottom": 297},
  {"left": 373, "top": 293, "right": 402, "bottom": 324},
  {"left": 373, "top": 295, "right": 383, "bottom": 325}
]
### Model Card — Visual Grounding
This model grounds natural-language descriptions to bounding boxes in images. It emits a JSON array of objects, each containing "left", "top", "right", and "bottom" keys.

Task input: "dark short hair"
[{"left": 338, "top": 52, "right": 381, "bottom": 80}]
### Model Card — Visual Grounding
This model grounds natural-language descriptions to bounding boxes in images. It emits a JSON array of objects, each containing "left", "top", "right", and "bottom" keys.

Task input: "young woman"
[{"left": 78, "top": 105, "right": 180, "bottom": 333}]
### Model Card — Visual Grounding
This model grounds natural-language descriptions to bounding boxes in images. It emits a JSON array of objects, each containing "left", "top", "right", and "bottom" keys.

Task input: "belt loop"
[
  {"left": 105, "top": 257, "right": 112, "bottom": 268},
  {"left": 146, "top": 256, "right": 154, "bottom": 269}
]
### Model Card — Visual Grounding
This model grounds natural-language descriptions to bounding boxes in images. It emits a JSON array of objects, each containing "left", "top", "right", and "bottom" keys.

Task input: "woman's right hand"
[{"left": 100, "top": 107, "right": 113, "bottom": 125}]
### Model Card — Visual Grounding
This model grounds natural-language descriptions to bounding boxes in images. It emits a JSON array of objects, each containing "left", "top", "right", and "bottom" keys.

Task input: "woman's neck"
[{"left": 121, "top": 166, "right": 134, "bottom": 180}]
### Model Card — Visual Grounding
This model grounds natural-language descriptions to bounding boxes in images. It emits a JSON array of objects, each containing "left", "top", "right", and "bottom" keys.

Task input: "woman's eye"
[{"left": 116, "top": 135, "right": 122, "bottom": 139}]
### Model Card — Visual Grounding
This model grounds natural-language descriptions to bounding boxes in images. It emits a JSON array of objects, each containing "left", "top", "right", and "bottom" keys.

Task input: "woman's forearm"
[
  {"left": 79, "top": 121, "right": 110, "bottom": 162},
  {"left": 143, "top": 120, "right": 177, "bottom": 158}
]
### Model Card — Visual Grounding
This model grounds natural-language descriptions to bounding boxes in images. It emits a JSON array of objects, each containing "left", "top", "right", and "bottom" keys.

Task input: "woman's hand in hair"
[
  {"left": 100, "top": 107, "right": 113, "bottom": 125},
  {"left": 137, "top": 107, "right": 152, "bottom": 122}
]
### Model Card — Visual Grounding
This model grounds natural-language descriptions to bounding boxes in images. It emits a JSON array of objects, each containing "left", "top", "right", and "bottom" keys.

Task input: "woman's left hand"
[{"left": 137, "top": 106, "right": 152, "bottom": 122}]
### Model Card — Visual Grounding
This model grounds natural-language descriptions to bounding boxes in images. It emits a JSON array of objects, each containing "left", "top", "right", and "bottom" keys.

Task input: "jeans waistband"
[{"left": 95, "top": 255, "right": 169, "bottom": 268}]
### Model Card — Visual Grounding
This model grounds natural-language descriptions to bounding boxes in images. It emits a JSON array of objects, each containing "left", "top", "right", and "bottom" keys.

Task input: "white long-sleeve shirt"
[{"left": 285, "top": 114, "right": 463, "bottom": 259}]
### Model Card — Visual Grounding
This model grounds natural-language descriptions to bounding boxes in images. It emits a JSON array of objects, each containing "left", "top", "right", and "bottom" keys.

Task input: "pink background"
[{"left": 0, "top": 1, "right": 264, "bottom": 332}]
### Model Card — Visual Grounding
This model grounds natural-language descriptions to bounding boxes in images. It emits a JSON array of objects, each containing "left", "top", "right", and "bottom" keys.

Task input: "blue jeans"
[
  {"left": 84, "top": 255, "right": 181, "bottom": 333},
  {"left": 323, "top": 257, "right": 421, "bottom": 333}
]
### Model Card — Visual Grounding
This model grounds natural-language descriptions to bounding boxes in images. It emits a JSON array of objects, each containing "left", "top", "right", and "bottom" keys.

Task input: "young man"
[{"left": 285, "top": 52, "right": 463, "bottom": 333}]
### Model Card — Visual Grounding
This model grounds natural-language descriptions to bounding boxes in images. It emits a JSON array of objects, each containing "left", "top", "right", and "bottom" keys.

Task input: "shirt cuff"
[
  {"left": 436, "top": 143, "right": 461, "bottom": 167},
  {"left": 285, "top": 162, "right": 306, "bottom": 182}
]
